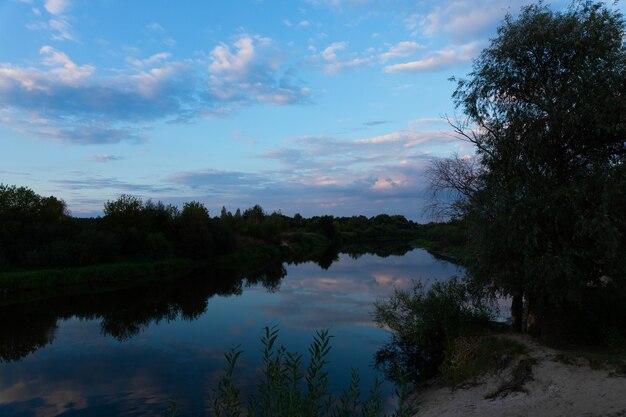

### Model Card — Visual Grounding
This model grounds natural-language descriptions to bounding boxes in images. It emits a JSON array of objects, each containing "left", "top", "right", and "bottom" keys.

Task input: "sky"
[{"left": 1, "top": 0, "right": 621, "bottom": 220}]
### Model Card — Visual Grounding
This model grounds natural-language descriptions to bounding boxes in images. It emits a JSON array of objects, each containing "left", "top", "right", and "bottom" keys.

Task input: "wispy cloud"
[
  {"left": 406, "top": 0, "right": 523, "bottom": 40},
  {"left": 44, "top": 0, "right": 71, "bottom": 15},
  {"left": 384, "top": 41, "right": 482, "bottom": 73},
  {"left": 25, "top": 0, "right": 75, "bottom": 41},
  {"left": 379, "top": 41, "right": 424, "bottom": 62},
  {"left": 126, "top": 52, "right": 172, "bottom": 67},
  {"left": 88, "top": 154, "right": 124, "bottom": 162},
  {"left": 169, "top": 169, "right": 274, "bottom": 190},
  {"left": 364, "top": 120, "right": 392, "bottom": 126},
  {"left": 319, "top": 41, "right": 370, "bottom": 74},
  {"left": 306, "top": 0, "right": 390, "bottom": 9},
  {"left": 55, "top": 177, "right": 176, "bottom": 193},
  {"left": 146, "top": 22, "right": 165, "bottom": 33}
]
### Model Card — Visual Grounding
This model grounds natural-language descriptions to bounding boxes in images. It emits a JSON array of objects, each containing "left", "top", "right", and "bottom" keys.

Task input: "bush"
[{"left": 374, "top": 278, "right": 492, "bottom": 382}]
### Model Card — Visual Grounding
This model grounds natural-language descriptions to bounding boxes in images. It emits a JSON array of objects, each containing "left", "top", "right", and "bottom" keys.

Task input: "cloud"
[
  {"left": 157, "top": 127, "right": 464, "bottom": 218},
  {"left": 319, "top": 41, "right": 370, "bottom": 74},
  {"left": 379, "top": 41, "right": 424, "bottom": 62},
  {"left": 0, "top": 35, "right": 310, "bottom": 144},
  {"left": 180, "top": 127, "right": 466, "bottom": 218},
  {"left": 55, "top": 177, "right": 175, "bottom": 193},
  {"left": 384, "top": 41, "right": 482, "bottom": 73},
  {"left": 0, "top": 46, "right": 196, "bottom": 143},
  {"left": 364, "top": 120, "right": 392, "bottom": 126},
  {"left": 44, "top": 0, "right": 71, "bottom": 15},
  {"left": 48, "top": 16, "right": 73, "bottom": 40},
  {"left": 209, "top": 36, "right": 261, "bottom": 81},
  {"left": 126, "top": 52, "right": 172, "bottom": 67},
  {"left": 26, "top": 15, "right": 75, "bottom": 41},
  {"left": 39, "top": 45, "right": 94, "bottom": 83},
  {"left": 146, "top": 22, "right": 165, "bottom": 32},
  {"left": 26, "top": 121, "right": 147, "bottom": 145},
  {"left": 208, "top": 34, "right": 310, "bottom": 105},
  {"left": 407, "top": 0, "right": 524, "bottom": 40},
  {"left": 321, "top": 42, "right": 346, "bottom": 61},
  {"left": 168, "top": 169, "right": 273, "bottom": 190},
  {"left": 48, "top": 124, "right": 467, "bottom": 218},
  {"left": 24, "top": 0, "right": 75, "bottom": 41},
  {"left": 88, "top": 154, "right": 124, "bottom": 162},
  {"left": 306, "top": 0, "right": 389, "bottom": 9},
  {"left": 167, "top": 163, "right": 433, "bottom": 220}
]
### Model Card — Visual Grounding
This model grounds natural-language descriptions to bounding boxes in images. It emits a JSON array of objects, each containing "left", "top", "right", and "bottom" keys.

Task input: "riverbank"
[
  {"left": 0, "top": 231, "right": 418, "bottom": 304},
  {"left": 411, "top": 333, "right": 626, "bottom": 417}
]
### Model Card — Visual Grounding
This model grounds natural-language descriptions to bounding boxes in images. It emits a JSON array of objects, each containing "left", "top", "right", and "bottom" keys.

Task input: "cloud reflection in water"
[{"left": 0, "top": 249, "right": 462, "bottom": 417}]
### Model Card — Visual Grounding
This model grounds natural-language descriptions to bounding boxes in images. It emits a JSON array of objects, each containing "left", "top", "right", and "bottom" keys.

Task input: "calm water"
[{"left": 0, "top": 249, "right": 462, "bottom": 417}]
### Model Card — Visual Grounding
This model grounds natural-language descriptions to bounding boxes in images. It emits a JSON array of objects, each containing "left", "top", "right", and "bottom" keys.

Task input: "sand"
[{"left": 412, "top": 334, "right": 626, "bottom": 417}]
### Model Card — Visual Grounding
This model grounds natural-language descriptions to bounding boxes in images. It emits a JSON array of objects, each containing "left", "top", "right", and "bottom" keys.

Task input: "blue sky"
[{"left": 1, "top": 0, "right": 619, "bottom": 220}]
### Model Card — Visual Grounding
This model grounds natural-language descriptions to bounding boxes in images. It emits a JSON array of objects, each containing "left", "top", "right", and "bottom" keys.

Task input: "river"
[{"left": 0, "top": 249, "right": 462, "bottom": 417}]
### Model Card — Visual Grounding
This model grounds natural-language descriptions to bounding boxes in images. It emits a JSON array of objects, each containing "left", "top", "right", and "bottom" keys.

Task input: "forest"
[{"left": 0, "top": 183, "right": 448, "bottom": 292}]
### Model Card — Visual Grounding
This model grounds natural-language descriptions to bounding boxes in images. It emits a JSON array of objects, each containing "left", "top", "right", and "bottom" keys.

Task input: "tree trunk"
[
  {"left": 525, "top": 295, "right": 543, "bottom": 336},
  {"left": 511, "top": 290, "right": 524, "bottom": 332}
]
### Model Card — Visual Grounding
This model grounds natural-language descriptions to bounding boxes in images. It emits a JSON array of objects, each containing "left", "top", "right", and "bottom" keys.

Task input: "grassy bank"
[{"left": 0, "top": 258, "right": 195, "bottom": 290}]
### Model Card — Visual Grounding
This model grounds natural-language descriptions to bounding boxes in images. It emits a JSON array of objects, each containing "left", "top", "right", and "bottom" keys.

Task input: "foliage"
[
  {"left": 374, "top": 278, "right": 492, "bottom": 382},
  {"left": 210, "top": 326, "right": 415, "bottom": 417},
  {"left": 430, "top": 0, "right": 626, "bottom": 335}
]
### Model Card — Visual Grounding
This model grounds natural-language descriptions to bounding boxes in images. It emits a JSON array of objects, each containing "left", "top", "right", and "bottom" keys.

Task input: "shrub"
[{"left": 374, "top": 278, "right": 492, "bottom": 382}]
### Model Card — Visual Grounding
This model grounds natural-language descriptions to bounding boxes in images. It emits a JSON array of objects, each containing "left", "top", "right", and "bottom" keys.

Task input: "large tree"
[{"left": 447, "top": 1, "right": 626, "bottom": 334}]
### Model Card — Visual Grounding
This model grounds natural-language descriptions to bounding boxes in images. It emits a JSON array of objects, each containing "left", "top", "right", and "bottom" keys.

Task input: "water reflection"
[
  {"left": 0, "top": 264, "right": 287, "bottom": 361},
  {"left": 0, "top": 248, "right": 462, "bottom": 417}
]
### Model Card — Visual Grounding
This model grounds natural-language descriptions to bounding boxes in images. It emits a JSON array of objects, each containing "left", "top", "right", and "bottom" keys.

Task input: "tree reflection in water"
[
  {"left": 0, "top": 263, "right": 287, "bottom": 360},
  {"left": 0, "top": 244, "right": 415, "bottom": 363}
]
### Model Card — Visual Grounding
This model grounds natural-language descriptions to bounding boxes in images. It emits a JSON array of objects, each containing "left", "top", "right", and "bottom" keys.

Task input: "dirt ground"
[{"left": 411, "top": 334, "right": 626, "bottom": 417}]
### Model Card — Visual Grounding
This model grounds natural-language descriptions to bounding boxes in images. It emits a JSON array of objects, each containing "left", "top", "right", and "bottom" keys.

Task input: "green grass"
[
  {"left": 0, "top": 258, "right": 195, "bottom": 292},
  {"left": 410, "top": 238, "right": 434, "bottom": 249}
]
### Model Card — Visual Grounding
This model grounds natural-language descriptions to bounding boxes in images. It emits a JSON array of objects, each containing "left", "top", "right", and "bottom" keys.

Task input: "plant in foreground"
[{"left": 210, "top": 326, "right": 415, "bottom": 417}]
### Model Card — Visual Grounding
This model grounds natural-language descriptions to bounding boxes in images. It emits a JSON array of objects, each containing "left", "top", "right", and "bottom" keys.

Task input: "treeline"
[{"left": 0, "top": 184, "right": 420, "bottom": 274}]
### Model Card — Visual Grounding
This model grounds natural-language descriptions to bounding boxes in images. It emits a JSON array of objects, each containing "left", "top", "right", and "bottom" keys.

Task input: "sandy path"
[{"left": 412, "top": 334, "right": 626, "bottom": 417}]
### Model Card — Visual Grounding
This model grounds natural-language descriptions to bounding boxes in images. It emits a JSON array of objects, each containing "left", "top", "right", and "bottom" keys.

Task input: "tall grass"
[{"left": 210, "top": 326, "right": 415, "bottom": 417}]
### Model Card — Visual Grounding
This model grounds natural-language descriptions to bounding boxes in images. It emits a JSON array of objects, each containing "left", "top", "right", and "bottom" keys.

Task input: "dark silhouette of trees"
[
  {"left": 433, "top": 1, "right": 626, "bottom": 336},
  {"left": 177, "top": 201, "right": 213, "bottom": 260},
  {"left": 0, "top": 184, "right": 72, "bottom": 270},
  {"left": 0, "top": 184, "right": 422, "bottom": 281}
]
